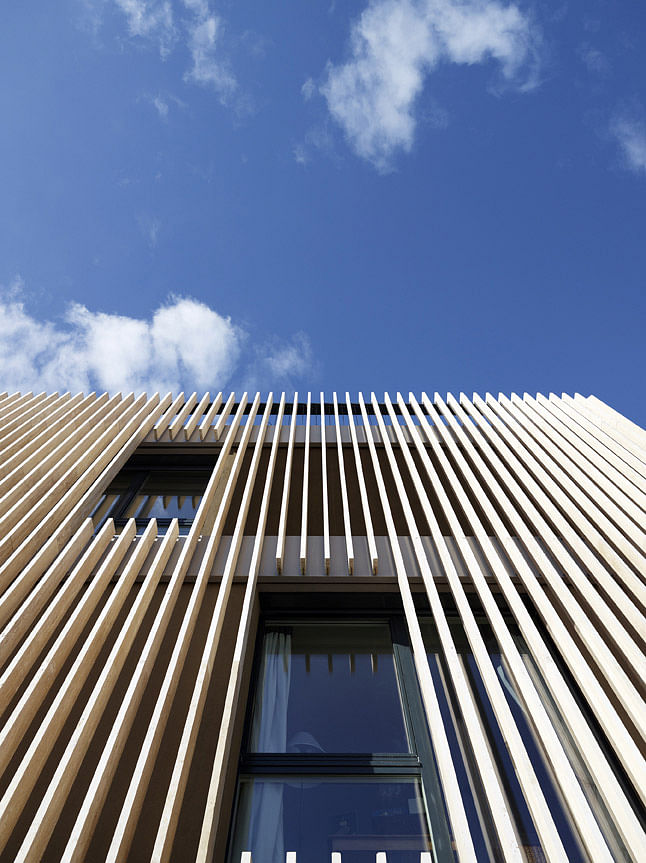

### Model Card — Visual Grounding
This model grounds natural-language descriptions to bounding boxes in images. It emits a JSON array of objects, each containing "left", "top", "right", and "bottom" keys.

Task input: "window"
[
  {"left": 91, "top": 453, "right": 215, "bottom": 534},
  {"left": 228, "top": 616, "right": 454, "bottom": 863}
]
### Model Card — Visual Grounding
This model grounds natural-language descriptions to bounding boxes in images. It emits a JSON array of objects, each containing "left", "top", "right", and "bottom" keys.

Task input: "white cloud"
[
  {"left": 183, "top": 2, "right": 236, "bottom": 100},
  {"left": 152, "top": 94, "right": 169, "bottom": 118},
  {"left": 578, "top": 43, "right": 610, "bottom": 77},
  {"left": 293, "top": 144, "right": 309, "bottom": 166},
  {"left": 241, "top": 333, "right": 315, "bottom": 393},
  {"left": 102, "top": 1, "right": 237, "bottom": 99},
  {"left": 114, "top": 0, "right": 176, "bottom": 56},
  {"left": 263, "top": 333, "right": 313, "bottom": 380},
  {"left": 137, "top": 214, "right": 162, "bottom": 246},
  {"left": 611, "top": 115, "right": 646, "bottom": 175},
  {"left": 0, "top": 283, "right": 314, "bottom": 395},
  {"left": 320, "top": 0, "right": 540, "bottom": 170},
  {"left": 301, "top": 78, "right": 316, "bottom": 101}
]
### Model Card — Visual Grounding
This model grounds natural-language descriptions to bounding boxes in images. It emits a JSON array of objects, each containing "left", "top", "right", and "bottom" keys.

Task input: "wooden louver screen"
[{"left": 0, "top": 389, "right": 643, "bottom": 862}]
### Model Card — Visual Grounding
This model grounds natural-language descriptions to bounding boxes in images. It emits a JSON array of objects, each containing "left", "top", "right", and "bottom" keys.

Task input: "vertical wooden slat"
[
  {"left": 276, "top": 394, "right": 299, "bottom": 573},
  {"left": 184, "top": 391, "right": 211, "bottom": 440},
  {"left": 198, "top": 391, "right": 225, "bottom": 439},
  {"left": 154, "top": 392, "right": 186, "bottom": 440},
  {"left": 345, "top": 393, "right": 378, "bottom": 574},
  {"left": 212, "top": 391, "right": 236, "bottom": 440},
  {"left": 168, "top": 392, "right": 198, "bottom": 440},
  {"left": 333, "top": 392, "right": 354, "bottom": 575},
  {"left": 321, "top": 393, "right": 331, "bottom": 574},
  {"left": 300, "top": 392, "right": 311, "bottom": 574}
]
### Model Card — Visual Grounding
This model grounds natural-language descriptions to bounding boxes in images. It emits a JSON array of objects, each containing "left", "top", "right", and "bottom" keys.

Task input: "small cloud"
[
  {"left": 301, "top": 78, "right": 316, "bottom": 101},
  {"left": 611, "top": 113, "right": 646, "bottom": 174},
  {"left": 137, "top": 214, "right": 162, "bottom": 247},
  {"left": 153, "top": 94, "right": 169, "bottom": 118},
  {"left": 292, "top": 123, "right": 337, "bottom": 167},
  {"left": 579, "top": 43, "right": 610, "bottom": 77},
  {"left": 143, "top": 90, "right": 187, "bottom": 119},
  {"left": 183, "top": 1, "right": 237, "bottom": 101},
  {"left": 242, "top": 333, "right": 316, "bottom": 392},
  {"left": 264, "top": 333, "right": 313, "bottom": 380},
  {"left": 0, "top": 283, "right": 315, "bottom": 394},
  {"left": 320, "top": 0, "right": 541, "bottom": 171},
  {"left": 91, "top": 2, "right": 239, "bottom": 105},
  {"left": 113, "top": 0, "right": 177, "bottom": 57},
  {"left": 239, "top": 29, "right": 270, "bottom": 59},
  {"left": 293, "top": 144, "right": 309, "bottom": 166}
]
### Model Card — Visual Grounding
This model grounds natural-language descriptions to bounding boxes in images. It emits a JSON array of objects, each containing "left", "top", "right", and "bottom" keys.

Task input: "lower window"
[{"left": 232, "top": 777, "right": 430, "bottom": 862}]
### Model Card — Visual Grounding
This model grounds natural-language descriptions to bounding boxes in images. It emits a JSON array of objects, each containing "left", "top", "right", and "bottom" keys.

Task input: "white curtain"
[{"left": 249, "top": 631, "right": 292, "bottom": 862}]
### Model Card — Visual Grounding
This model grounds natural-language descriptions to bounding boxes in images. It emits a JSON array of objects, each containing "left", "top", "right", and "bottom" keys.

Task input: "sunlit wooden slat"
[{"left": 276, "top": 394, "right": 299, "bottom": 574}]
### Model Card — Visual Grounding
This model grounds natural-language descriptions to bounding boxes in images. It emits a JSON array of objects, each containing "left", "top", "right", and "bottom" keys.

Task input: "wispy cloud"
[
  {"left": 320, "top": 0, "right": 541, "bottom": 171},
  {"left": 90, "top": 1, "right": 238, "bottom": 101},
  {"left": 182, "top": 0, "right": 236, "bottom": 100},
  {"left": 578, "top": 43, "right": 610, "bottom": 77},
  {"left": 611, "top": 113, "right": 646, "bottom": 175},
  {"left": 137, "top": 213, "right": 162, "bottom": 247},
  {"left": 114, "top": 0, "right": 177, "bottom": 56},
  {"left": 152, "top": 94, "right": 169, "bottom": 118},
  {"left": 0, "top": 280, "right": 314, "bottom": 394}
]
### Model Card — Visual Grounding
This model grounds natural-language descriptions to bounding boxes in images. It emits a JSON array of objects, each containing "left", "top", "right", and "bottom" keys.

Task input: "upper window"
[
  {"left": 91, "top": 453, "right": 215, "bottom": 534},
  {"left": 249, "top": 622, "right": 410, "bottom": 755}
]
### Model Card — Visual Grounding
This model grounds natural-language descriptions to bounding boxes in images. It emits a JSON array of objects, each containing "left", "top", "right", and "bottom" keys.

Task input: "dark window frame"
[
  {"left": 227, "top": 608, "right": 455, "bottom": 863},
  {"left": 92, "top": 452, "right": 217, "bottom": 534}
]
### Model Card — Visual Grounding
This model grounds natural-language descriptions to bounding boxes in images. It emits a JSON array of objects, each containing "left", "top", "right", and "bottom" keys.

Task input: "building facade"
[{"left": 0, "top": 389, "right": 644, "bottom": 863}]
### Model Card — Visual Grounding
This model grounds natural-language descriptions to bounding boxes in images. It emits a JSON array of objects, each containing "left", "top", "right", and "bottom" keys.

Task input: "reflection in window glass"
[
  {"left": 511, "top": 623, "right": 640, "bottom": 863},
  {"left": 92, "top": 466, "right": 212, "bottom": 534},
  {"left": 230, "top": 777, "right": 431, "bottom": 863},
  {"left": 421, "top": 616, "right": 588, "bottom": 863},
  {"left": 249, "top": 623, "right": 410, "bottom": 754}
]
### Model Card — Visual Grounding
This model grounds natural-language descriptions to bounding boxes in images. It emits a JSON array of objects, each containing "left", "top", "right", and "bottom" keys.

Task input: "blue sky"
[{"left": 0, "top": 0, "right": 645, "bottom": 423}]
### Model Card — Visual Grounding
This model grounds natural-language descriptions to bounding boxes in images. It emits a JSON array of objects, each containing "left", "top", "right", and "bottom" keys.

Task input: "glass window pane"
[
  {"left": 250, "top": 623, "right": 410, "bottom": 754},
  {"left": 229, "top": 777, "right": 431, "bottom": 863},
  {"left": 420, "top": 616, "right": 590, "bottom": 863}
]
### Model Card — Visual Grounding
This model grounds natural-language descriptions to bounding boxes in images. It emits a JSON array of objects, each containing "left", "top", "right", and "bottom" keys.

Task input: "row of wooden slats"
[{"left": 0, "top": 390, "right": 644, "bottom": 862}]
